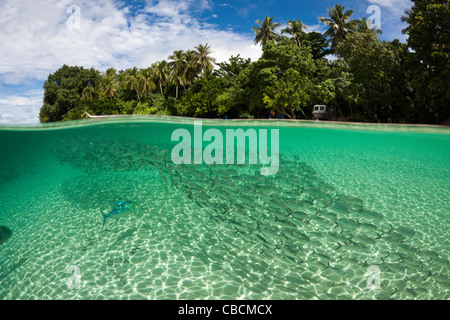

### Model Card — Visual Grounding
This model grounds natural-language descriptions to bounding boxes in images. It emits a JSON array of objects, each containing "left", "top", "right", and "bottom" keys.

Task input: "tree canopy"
[
  {"left": 402, "top": 0, "right": 450, "bottom": 124},
  {"left": 39, "top": 2, "right": 450, "bottom": 125}
]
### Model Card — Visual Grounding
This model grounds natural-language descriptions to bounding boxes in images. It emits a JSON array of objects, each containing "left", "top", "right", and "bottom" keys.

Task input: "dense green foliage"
[
  {"left": 39, "top": 3, "right": 450, "bottom": 124},
  {"left": 40, "top": 66, "right": 101, "bottom": 122},
  {"left": 402, "top": 0, "right": 450, "bottom": 123},
  {"left": 335, "top": 32, "right": 413, "bottom": 122}
]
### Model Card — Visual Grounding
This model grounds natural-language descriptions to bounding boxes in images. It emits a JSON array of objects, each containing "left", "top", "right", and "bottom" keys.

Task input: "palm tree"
[
  {"left": 194, "top": 43, "right": 216, "bottom": 76},
  {"left": 401, "top": 9, "right": 412, "bottom": 35},
  {"left": 183, "top": 50, "right": 199, "bottom": 90},
  {"left": 153, "top": 60, "right": 170, "bottom": 96},
  {"left": 281, "top": 19, "right": 308, "bottom": 47},
  {"left": 253, "top": 15, "right": 281, "bottom": 47},
  {"left": 105, "top": 68, "right": 117, "bottom": 78},
  {"left": 319, "top": 4, "right": 359, "bottom": 50},
  {"left": 81, "top": 86, "right": 95, "bottom": 100},
  {"left": 100, "top": 76, "right": 118, "bottom": 99},
  {"left": 139, "top": 68, "right": 156, "bottom": 99},
  {"left": 356, "top": 17, "right": 382, "bottom": 34},
  {"left": 125, "top": 67, "right": 142, "bottom": 101},
  {"left": 168, "top": 50, "right": 187, "bottom": 98}
]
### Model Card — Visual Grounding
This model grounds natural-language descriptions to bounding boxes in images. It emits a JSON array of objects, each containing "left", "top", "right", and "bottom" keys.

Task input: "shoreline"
[
  {"left": 1, "top": 114, "right": 449, "bottom": 134},
  {"left": 84, "top": 112, "right": 449, "bottom": 128}
]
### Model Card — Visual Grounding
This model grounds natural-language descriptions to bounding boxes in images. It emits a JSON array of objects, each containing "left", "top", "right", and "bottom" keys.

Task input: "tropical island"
[{"left": 39, "top": 1, "right": 449, "bottom": 125}]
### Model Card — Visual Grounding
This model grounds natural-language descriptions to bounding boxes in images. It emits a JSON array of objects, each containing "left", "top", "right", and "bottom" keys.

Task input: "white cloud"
[
  {"left": 367, "top": 0, "right": 411, "bottom": 15},
  {"left": 305, "top": 24, "right": 326, "bottom": 34},
  {"left": 0, "top": 0, "right": 261, "bottom": 123},
  {"left": 146, "top": 0, "right": 191, "bottom": 17},
  {"left": 0, "top": 90, "right": 43, "bottom": 124},
  {"left": 0, "top": 96, "right": 40, "bottom": 106},
  {"left": 0, "top": 0, "right": 262, "bottom": 73}
]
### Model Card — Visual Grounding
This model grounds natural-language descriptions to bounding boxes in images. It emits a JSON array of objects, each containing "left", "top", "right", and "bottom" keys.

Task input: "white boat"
[
  {"left": 312, "top": 105, "right": 333, "bottom": 120},
  {"left": 85, "top": 112, "right": 122, "bottom": 118}
]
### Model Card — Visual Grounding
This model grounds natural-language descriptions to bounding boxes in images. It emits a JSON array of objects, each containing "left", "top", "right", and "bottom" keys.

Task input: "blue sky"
[{"left": 0, "top": 0, "right": 412, "bottom": 124}]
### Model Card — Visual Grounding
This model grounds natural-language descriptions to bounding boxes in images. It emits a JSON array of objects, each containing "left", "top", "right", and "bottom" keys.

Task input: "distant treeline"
[{"left": 39, "top": 1, "right": 449, "bottom": 124}]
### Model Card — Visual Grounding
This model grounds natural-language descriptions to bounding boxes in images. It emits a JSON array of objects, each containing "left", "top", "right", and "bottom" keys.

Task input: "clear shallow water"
[{"left": 0, "top": 117, "right": 449, "bottom": 300}]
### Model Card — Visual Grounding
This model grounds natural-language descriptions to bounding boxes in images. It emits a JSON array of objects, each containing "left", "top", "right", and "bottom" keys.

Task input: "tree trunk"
[{"left": 136, "top": 89, "right": 141, "bottom": 102}]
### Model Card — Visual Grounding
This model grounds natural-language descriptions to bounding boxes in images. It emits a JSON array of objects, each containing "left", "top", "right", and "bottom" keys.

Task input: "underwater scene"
[{"left": 0, "top": 117, "right": 449, "bottom": 300}]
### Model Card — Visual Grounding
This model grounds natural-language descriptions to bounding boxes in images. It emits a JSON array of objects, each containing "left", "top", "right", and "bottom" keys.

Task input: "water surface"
[{"left": 0, "top": 117, "right": 449, "bottom": 300}]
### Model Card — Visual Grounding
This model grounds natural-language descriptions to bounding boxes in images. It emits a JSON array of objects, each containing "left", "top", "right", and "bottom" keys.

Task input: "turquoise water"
[{"left": 0, "top": 117, "right": 449, "bottom": 300}]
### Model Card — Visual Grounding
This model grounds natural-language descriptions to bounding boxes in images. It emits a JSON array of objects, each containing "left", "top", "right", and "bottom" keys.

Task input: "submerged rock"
[{"left": 0, "top": 226, "right": 12, "bottom": 245}]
